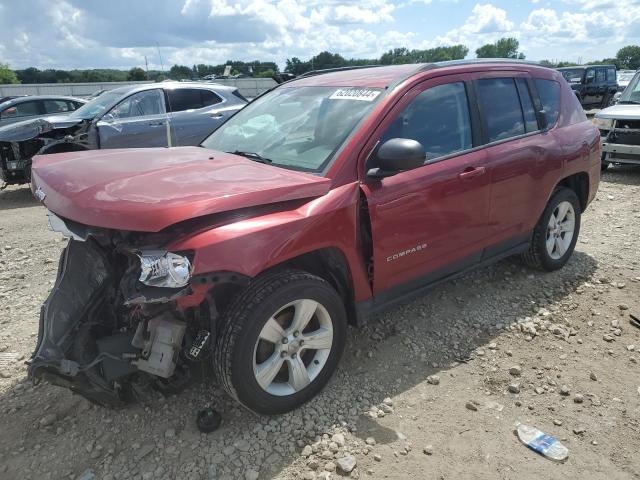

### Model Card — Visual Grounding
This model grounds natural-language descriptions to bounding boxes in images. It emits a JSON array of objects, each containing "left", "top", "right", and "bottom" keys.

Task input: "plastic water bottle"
[{"left": 516, "top": 423, "right": 569, "bottom": 462}]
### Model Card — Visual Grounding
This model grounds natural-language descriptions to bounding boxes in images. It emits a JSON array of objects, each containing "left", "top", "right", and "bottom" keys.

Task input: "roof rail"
[
  {"left": 424, "top": 58, "right": 542, "bottom": 69},
  {"left": 298, "top": 65, "right": 385, "bottom": 78}
]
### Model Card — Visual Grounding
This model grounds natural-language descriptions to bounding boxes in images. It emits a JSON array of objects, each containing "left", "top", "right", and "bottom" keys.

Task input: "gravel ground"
[{"left": 0, "top": 167, "right": 639, "bottom": 480}]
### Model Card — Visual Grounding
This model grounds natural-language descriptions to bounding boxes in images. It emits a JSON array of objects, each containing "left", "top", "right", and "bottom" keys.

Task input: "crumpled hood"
[
  {"left": 0, "top": 115, "right": 83, "bottom": 142},
  {"left": 596, "top": 104, "right": 640, "bottom": 120},
  {"left": 30, "top": 146, "right": 331, "bottom": 232}
]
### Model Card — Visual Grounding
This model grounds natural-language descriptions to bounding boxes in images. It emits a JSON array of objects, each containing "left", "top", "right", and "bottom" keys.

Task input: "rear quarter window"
[
  {"left": 534, "top": 79, "right": 561, "bottom": 127},
  {"left": 168, "top": 89, "right": 222, "bottom": 112}
]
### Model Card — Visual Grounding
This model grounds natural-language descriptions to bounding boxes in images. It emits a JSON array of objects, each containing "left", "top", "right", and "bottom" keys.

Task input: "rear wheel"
[
  {"left": 522, "top": 187, "right": 581, "bottom": 271},
  {"left": 214, "top": 270, "right": 347, "bottom": 414},
  {"left": 600, "top": 153, "right": 610, "bottom": 171}
]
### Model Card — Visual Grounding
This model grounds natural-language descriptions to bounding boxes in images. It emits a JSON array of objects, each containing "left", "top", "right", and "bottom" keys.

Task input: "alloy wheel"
[
  {"left": 546, "top": 200, "right": 575, "bottom": 260},
  {"left": 253, "top": 299, "right": 333, "bottom": 396}
]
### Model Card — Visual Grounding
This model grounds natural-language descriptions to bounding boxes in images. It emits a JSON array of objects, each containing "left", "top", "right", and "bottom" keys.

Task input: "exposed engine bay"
[
  {"left": 0, "top": 117, "right": 94, "bottom": 186},
  {"left": 28, "top": 219, "right": 234, "bottom": 407}
]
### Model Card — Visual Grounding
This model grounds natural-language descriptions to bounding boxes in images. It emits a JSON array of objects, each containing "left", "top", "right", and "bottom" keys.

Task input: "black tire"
[
  {"left": 214, "top": 269, "right": 347, "bottom": 414},
  {"left": 600, "top": 153, "right": 609, "bottom": 171},
  {"left": 522, "top": 187, "right": 581, "bottom": 271}
]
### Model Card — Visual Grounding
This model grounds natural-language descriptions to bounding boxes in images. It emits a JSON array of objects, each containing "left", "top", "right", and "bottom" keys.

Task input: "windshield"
[
  {"left": 560, "top": 69, "right": 584, "bottom": 83},
  {"left": 619, "top": 72, "right": 640, "bottom": 103},
  {"left": 68, "top": 91, "right": 123, "bottom": 119},
  {"left": 201, "top": 86, "right": 383, "bottom": 172}
]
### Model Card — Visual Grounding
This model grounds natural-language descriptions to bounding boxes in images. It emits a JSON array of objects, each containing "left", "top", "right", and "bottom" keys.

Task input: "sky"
[{"left": 0, "top": 0, "right": 639, "bottom": 71}]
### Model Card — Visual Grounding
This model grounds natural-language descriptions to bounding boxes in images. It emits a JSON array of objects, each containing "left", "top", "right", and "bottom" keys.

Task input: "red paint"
[
  {"left": 32, "top": 62, "right": 600, "bottom": 308},
  {"left": 31, "top": 147, "right": 330, "bottom": 232}
]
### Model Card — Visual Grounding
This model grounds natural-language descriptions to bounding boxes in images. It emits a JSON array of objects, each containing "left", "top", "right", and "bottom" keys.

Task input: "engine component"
[
  {"left": 96, "top": 332, "right": 139, "bottom": 382},
  {"left": 132, "top": 313, "right": 186, "bottom": 378}
]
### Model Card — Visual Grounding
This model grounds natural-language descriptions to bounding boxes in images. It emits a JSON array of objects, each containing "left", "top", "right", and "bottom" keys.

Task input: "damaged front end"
[
  {"left": 0, "top": 118, "right": 94, "bottom": 187},
  {"left": 28, "top": 216, "right": 235, "bottom": 407}
]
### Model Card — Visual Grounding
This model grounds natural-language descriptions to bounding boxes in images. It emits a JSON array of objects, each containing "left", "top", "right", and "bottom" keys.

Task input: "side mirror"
[
  {"left": 367, "top": 138, "right": 426, "bottom": 179},
  {"left": 100, "top": 113, "right": 116, "bottom": 123}
]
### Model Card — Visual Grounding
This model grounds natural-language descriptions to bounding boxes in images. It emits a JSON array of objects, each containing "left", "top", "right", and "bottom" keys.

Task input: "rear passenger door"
[
  {"left": 472, "top": 73, "right": 563, "bottom": 254},
  {"left": 166, "top": 88, "right": 225, "bottom": 146},
  {"left": 361, "top": 74, "right": 492, "bottom": 294}
]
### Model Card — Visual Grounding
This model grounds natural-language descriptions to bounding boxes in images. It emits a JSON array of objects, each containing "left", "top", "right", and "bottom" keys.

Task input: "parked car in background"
[
  {"left": 616, "top": 70, "right": 637, "bottom": 92},
  {"left": 0, "top": 95, "right": 27, "bottom": 104},
  {"left": 558, "top": 65, "right": 618, "bottom": 109},
  {"left": 0, "top": 82, "right": 247, "bottom": 186},
  {"left": 595, "top": 70, "right": 640, "bottom": 170},
  {"left": 28, "top": 60, "right": 600, "bottom": 414},
  {"left": 0, "top": 95, "right": 85, "bottom": 127}
]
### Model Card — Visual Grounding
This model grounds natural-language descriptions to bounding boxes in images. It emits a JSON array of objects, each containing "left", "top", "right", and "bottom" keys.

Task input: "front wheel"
[
  {"left": 214, "top": 270, "right": 347, "bottom": 414},
  {"left": 522, "top": 187, "right": 581, "bottom": 271}
]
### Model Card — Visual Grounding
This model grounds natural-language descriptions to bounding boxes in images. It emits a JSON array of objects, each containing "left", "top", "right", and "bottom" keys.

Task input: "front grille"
[
  {"left": 609, "top": 130, "right": 640, "bottom": 146},
  {"left": 615, "top": 119, "right": 640, "bottom": 130},
  {"left": 607, "top": 120, "right": 640, "bottom": 146}
]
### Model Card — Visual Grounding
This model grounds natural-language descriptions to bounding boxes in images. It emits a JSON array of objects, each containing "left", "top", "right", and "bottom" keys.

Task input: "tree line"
[{"left": 1, "top": 40, "right": 640, "bottom": 85}]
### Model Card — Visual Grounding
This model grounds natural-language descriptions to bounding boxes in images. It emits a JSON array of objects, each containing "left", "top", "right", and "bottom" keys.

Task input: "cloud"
[
  {"left": 0, "top": 0, "right": 639, "bottom": 70},
  {"left": 432, "top": 3, "right": 515, "bottom": 49}
]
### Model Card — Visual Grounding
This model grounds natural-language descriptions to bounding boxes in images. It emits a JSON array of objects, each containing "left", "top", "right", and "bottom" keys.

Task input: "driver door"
[
  {"left": 360, "top": 74, "right": 491, "bottom": 295},
  {"left": 97, "top": 89, "right": 171, "bottom": 149}
]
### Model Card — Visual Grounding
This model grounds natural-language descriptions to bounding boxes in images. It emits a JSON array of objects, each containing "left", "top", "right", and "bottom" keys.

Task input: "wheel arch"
[
  {"left": 263, "top": 247, "right": 357, "bottom": 326},
  {"left": 556, "top": 171, "right": 589, "bottom": 212}
]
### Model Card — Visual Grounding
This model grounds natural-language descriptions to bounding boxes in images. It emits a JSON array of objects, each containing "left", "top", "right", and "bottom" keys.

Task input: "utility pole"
[
  {"left": 156, "top": 42, "right": 165, "bottom": 74},
  {"left": 144, "top": 56, "right": 149, "bottom": 75}
]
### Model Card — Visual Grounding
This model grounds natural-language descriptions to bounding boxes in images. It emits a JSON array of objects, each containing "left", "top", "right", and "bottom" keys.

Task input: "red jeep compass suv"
[{"left": 29, "top": 60, "right": 600, "bottom": 414}]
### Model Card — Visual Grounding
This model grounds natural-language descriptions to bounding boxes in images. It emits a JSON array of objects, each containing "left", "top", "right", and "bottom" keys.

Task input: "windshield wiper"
[{"left": 227, "top": 150, "right": 273, "bottom": 164}]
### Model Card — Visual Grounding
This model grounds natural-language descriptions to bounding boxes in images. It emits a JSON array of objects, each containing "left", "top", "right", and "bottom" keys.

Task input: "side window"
[
  {"left": 107, "top": 89, "right": 165, "bottom": 120},
  {"left": 515, "top": 79, "right": 539, "bottom": 133},
  {"left": 607, "top": 68, "right": 616, "bottom": 83},
  {"left": 585, "top": 68, "right": 596, "bottom": 84},
  {"left": 70, "top": 101, "right": 83, "bottom": 110},
  {"left": 201, "top": 90, "right": 222, "bottom": 107},
  {"left": 1, "top": 100, "right": 41, "bottom": 118},
  {"left": 476, "top": 78, "right": 525, "bottom": 142},
  {"left": 596, "top": 68, "right": 606, "bottom": 83},
  {"left": 43, "top": 99, "right": 72, "bottom": 114},
  {"left": 534, "top": 79, "right": 561, "bottom": 127},
  {"left": 380, "top": 82, "right": 472, "bottom": 160},
  {"left": 167, "top": 89, "right": 221, "bottom": 112}
]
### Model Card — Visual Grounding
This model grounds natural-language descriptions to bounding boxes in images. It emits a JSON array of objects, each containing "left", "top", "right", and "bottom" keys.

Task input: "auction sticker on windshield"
[{"left": 329, "top": 89, "right": 381, "bottom": 101}]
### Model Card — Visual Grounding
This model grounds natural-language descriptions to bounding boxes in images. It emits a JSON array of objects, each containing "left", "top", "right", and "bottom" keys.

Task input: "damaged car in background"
[
  {"left": 595, "top": 70, "right": 640, "bottom": 170},
  {"left": 0, "top": 82, "right": 247, "bottom": 188},
  {"left": 28, "top": 61, "right": 600, "bottom": 415}
]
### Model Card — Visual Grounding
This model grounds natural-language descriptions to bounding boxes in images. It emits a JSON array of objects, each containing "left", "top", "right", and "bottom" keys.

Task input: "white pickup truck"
[{"left": 594, "top": 70, "right": 640, "bottom": 170}]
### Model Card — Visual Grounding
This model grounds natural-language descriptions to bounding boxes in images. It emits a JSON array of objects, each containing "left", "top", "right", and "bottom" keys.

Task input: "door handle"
[
  {"left": 458, "top": 166, "right": 486, "bottom": 180},
  {"left": 210, "top": 114, "right": 223, "bottom": 119},
  {"left": 148, "top": 121, "right": 165, "bottom": 126}
]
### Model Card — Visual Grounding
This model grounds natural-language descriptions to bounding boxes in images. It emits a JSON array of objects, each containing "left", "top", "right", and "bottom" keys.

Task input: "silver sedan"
[{"left": 0, "top": 95, "right": 86, "bottom": 127}]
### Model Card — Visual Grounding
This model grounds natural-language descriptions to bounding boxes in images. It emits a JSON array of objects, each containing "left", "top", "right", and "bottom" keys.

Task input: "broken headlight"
[{"left": 137, "top": 251, "right": 191, "bottom": 288}]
